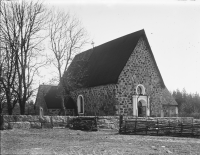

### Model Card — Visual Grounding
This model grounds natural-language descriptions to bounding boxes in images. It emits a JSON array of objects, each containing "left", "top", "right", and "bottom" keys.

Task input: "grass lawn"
[{"left": 1, "top": 128, "right": 200, "bottom": 155}]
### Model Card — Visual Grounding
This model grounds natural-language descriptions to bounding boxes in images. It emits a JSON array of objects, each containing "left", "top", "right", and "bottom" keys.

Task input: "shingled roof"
[
  {"left": 44, "top": 86, "right": 61, "bottom": 109},
  {"left": 63, "top": 29, "right": 165, "bottom": 90},
  {"left": 44, "top": 86, "right": 76, "bottom": 109},
  {"left": 35, "top": 85, "right": 52, "bottom": 109}
]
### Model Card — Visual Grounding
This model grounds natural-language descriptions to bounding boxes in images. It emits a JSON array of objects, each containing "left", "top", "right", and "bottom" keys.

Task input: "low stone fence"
[
  {"left": 1, "top": 115, "right": 42, "bottom": 129},
  {"left": 0, "top": 115, "right": 120, "bottom": 130},
  {"left": 1, "top": 115, "right": 199, "bottom": 132}
]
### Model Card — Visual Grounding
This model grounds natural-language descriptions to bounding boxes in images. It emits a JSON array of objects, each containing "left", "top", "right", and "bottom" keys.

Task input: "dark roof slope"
[
  {"left": 35, "top": 85, "right": 52, "bottom": 108},
  {"left": 64, "top": 29, "right": 165, "bottom": 90},
  {"left": 44, "top": 86, "right": 76, "bottom": 109},
  {"left": 63, "top": 50, "right": 92, "bottom": 90},
  {"left": 44, "top": 86, "right": 61, "bottom": 109}
]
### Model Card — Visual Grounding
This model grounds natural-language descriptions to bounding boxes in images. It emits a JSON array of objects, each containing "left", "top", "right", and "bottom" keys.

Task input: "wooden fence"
[{"left": 119, "top": 116, "right": 200, "bottom": 137}]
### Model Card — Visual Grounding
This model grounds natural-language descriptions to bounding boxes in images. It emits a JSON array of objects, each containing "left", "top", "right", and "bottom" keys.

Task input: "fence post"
[
  {"left": 125, "top": 121, "right": 127, "bottom": 133},
  {"left": 180, "top": 119, "right": 183, "bottom": 136},
  {"left": 95, "top": 116, "right": 98, "bottom": 131},
  {"left": 146, "top": 117, "right": 148, "bottom": 135},
  {"left": 156, "top": 118, "right": 159, "bottom": 136},
  {"left": 0, "top": 114, "right": 3, "bottom": 130},
  {"left": 191, "top": 119, "right": 194, "bottom": 137},
  {"left": 135, "top": 117, "right": 137, "bottom": 134},
  {"left": 50, "top": 116, "right": 53, "bottom": 128},
  {"left": 119, "top": 115, "right": 123, "bottom": 133},
  {"left": 168, "top": 120, "right": 171, "bottom": 136}
]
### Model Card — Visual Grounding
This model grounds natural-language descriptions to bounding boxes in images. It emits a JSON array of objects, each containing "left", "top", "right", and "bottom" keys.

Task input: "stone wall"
[
  {"left": 2, "top": 115, "right": 196, "bottom": 131},
  {"left": 70, "top": 84, "right": 117, "bottom": 116},
  {"left": 163, "top": 105, "right": 177, "bottom": 117},
  {"left": 116, "top": 37, "right": 177, "bottom": 116},
  {"left": 1, "top": 115, "right": 120, "bottom": 130},
  {"left": 1, "top": 115, "right": 42, "bottom": 130}
]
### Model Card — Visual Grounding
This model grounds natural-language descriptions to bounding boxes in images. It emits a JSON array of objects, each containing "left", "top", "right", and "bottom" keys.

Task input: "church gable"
[
  {"left": 118, "top": 37, "right": 164, "bottom": 91},
  {"left": 116, "top": 37, "right": 177, "bottom": 116},
  {"left": 63, "top": 29, "right": 145, "bottom": 90}
]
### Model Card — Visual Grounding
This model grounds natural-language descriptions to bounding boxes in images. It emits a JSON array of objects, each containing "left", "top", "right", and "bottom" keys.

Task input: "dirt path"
[{"left": 1, "top": 129, "right": 200, "bottom": 155}]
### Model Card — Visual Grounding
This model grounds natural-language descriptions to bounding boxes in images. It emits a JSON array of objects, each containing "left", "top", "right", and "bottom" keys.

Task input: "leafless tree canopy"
[
  {"left": 48, "top": 10, "right": 88, "bottom": 80},
  {"left": 0, "top": 0, "right": 49, "bottom": 114},
  {"left": 0, "top": 1, "right": 88, "bottom": 115},
  {"left": 48, "top": 9, "right": 88, "bottom": 114}
]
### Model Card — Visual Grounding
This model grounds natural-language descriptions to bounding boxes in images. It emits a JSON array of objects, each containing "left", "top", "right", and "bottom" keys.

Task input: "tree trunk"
[
  {"left": 59, "top": 77, "right": 66, "bottom": 116},
  {"left": 6, "top": 90, "right": 13, "bottom": 115},
  {"left": 20, "top": 101, "right": 25, "bottom": 115},
  {"left": 61, "top": 95, "right": 65, "bottom": 116},
  {"left": 7, "top": 105, "right": 13, "bottom": 115},
  {"left": 0, "top": 107, "right": 2, "bottom": 115}
]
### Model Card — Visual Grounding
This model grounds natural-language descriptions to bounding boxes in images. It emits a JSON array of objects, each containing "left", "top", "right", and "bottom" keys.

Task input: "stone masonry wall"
[
  {"left": 1, "top": 115, "right": 119, "bottom": 130},
  {"left": 163, "top": 106, "right": 177, "bottom": 117},
  {"left": 2, "top": 115, "right": 196, "bottom": 131},
  {"left": 70, "top": 84, "right": 117, "bottom": 116},
  {"left": 116, "top": 37, "right": 177, "bottom": 116}
]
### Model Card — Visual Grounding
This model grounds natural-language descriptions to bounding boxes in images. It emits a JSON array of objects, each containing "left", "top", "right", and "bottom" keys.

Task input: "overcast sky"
[{"left": 42, "top": 0, "right": 200, "bottom": 94}]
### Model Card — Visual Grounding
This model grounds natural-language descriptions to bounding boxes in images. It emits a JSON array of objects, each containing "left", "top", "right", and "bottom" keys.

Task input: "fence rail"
[{"left": 119, "top": 116, "right": 200, "bottom": 137}]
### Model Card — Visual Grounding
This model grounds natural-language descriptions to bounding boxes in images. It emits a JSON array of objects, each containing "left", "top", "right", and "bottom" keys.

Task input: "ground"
[{"left": 1, "top": 128, "right": 200, "bottom": 155}]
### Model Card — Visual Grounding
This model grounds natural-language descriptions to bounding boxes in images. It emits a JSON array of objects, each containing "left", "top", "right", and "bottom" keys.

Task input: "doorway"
[{"left": 138, "top": 100, "right": 146, "bottom": 117}]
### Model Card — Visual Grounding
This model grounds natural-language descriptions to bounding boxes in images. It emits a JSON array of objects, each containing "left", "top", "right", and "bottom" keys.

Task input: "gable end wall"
[
  {"left": 35, "top": 86, "right": 50, "bottom": 115},
  {"left": 116, "top": 37, "right": 177, "bottom": 116}
]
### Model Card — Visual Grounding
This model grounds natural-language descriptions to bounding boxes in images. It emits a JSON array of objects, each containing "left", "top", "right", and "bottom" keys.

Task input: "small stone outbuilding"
[{"left": 34, "top": 85, "right": 76, "bottom": 116}]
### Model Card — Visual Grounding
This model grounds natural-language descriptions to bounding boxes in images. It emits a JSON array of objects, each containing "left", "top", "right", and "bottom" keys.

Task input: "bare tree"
[
  {"left": 0, "top": 1, "right": 18, "bottom": 114},
  {"left": 0, "top": 41, "right": 18, "bottom": 114},
  {"left": 0, "top": 85, "right": 6, "bottom": 114},
  {"left": 48, "top": 10, "right": 88, "bottom": 115},
  {"left": 0, "top": 0, "right": 49, "bottom": 114}
]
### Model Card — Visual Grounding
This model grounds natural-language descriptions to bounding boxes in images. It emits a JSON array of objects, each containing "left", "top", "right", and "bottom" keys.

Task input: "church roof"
[
  {"left": 63, "top": 29, "right": 165, "bottom": 90},
  {"left": 35, "top": 85, "right": 52, "bottom": 107},
  {"left": 44, "top": 86, "right": 76, "bottom": 109},
  {"left": 44, "top": 86, "right": 61, "bottom": 109}
]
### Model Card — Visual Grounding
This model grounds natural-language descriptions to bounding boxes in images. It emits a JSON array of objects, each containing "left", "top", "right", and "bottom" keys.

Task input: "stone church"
[{"left": 35, "top": 29, "right": 178, "bottom": 117}]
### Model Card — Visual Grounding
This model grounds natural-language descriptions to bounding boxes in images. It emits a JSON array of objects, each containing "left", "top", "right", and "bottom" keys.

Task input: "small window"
[
  {"left": 77, "top": 95, "right": 84, "bottom": 114},
  {"left": 138, "top": 86, "right": 143, "bottom": 95},
  {"left": 136, "top": 84, "right": 146, "bottom": 95}
]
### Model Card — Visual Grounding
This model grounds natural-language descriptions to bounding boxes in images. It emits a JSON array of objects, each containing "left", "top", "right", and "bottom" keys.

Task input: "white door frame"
[{"left": 132, "top": 95, "right": 150, "bottom": 117}]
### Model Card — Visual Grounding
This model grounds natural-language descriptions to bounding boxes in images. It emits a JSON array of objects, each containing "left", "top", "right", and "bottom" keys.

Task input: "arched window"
[
  {"left": 136, "top": 84, "right": 146, "bottom": 95},
  {"left": 77, "top": 95, "right": 84, "bottom": 114},
  {"left": 138, "top": 86, "right": 142, "bottom": 95}
]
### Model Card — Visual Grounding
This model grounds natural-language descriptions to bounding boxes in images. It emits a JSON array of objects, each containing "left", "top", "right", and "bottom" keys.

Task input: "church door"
[{"left": 138, "top": 101, "right": 146, "bottom": 117}]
